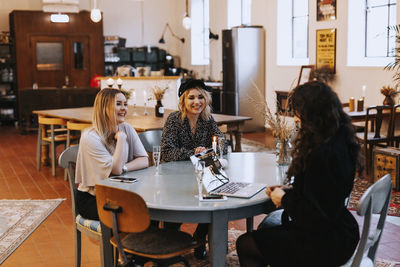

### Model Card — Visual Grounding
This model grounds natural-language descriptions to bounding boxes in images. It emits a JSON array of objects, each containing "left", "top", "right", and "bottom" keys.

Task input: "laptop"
[{"left": 190, "top": 155, "right": 266, "bottom": 199}]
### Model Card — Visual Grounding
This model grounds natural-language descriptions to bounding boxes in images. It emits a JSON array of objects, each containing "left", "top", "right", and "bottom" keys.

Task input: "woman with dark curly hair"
[{"left": 236, "top": 81, "right": 364, "bottom": 267}]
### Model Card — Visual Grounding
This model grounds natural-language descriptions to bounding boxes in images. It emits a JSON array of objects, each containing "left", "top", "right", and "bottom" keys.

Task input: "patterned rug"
[
  {"left": 349, "top": 178, "right": 400, "bottom": 217},
  {"left": 179, "top": 230, "right": 399, "bottom": 267},
  {"left": 0, "top": 199, "right": 64, "bottom": 264}
]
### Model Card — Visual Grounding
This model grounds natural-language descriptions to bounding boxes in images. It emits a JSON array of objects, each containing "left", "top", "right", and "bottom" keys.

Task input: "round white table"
[{"left": 100, "top": 152, "right": 283, "bottom": 267}]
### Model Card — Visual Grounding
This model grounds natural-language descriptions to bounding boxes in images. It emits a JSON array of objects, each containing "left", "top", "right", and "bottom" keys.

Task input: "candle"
[
  {"left": 362, "top": 85, "right": 366, "bottom": 99},
  {"left": 212, "top": 136, "right": 217, "bottom": 155},
  {"left": 106, "top": 78, "right": 114, "bottom": 87}
]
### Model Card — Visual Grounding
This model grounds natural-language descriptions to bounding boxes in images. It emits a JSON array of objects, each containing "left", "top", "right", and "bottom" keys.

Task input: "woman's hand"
[
  {"left": 114, "top": 131, "right": 127, "bottom": 141},
  {"left": 269, "top": 187, "right": 286, "bottom": 208},
  {"left": 194, "top": 146, "right": 207, "bottom": 154}
]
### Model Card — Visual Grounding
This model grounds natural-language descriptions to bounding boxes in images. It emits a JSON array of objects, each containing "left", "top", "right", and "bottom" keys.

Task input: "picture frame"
[
  {"left": 317, "top": 0, "right": 336, "bottom": 21},
  {"left": 297, "top": 65, "right": 314, "bottom": 86},
  {"left": 316, "top": 28, "right": 336, "bottom": 73}
]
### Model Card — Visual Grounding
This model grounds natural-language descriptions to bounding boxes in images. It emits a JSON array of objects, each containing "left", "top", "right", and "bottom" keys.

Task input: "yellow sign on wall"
[{"left": 316, "top": 28, "right": 336, "bottom": 73}]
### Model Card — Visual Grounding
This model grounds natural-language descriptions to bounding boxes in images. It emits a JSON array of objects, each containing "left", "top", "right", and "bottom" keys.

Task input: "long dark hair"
[{"left": 287, "top": 81, "right": 363, "bottom": 179}]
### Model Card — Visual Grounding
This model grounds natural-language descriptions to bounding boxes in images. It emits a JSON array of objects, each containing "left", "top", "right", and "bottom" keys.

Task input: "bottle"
[{"left": 155, "top": 100, "right": 164, "bottom": 117}]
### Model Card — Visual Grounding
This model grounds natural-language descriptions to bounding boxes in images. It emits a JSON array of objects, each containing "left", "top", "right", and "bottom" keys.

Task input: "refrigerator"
[{"left": 222, "top": 26, "right": 265, "bottom": 132}]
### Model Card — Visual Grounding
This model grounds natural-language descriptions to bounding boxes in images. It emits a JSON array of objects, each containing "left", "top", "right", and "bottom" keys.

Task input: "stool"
[{"left": 37, "top": 116, "right": 68, "bottom": 176}]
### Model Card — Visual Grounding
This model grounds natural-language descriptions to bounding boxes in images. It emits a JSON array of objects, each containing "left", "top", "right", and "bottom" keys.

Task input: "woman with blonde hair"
[
  {"left": 75, "top": 88, "right": 148, "bottom": 220},
  {"left": 161, "top": 79, "right": 225, "bottom": 259},
  {"left": 161, "top": 79, "right": 221, "bottom": 161}
]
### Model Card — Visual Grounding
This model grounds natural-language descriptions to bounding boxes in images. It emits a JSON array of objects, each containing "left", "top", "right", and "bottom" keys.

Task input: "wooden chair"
[
  {"left": 66, "top": 121, "right": 92, "bottom": 148},
  {"left": 340, "top": 174, "right": 392, "bottom": 267},
  {"left": 356, "top": 106, "right": 395, "bottom": 175},
  {"left": 58, "top": 145, "right": 105, "bottom": 267},
  {"left": 95, "top": 184, "right": 199, "bottom": 267},
  {"left": 37, "top": 116, "right": 68, "bottom": 176},
  {"left": 391, "top": 104, "right": 400, "bottom": 147}
]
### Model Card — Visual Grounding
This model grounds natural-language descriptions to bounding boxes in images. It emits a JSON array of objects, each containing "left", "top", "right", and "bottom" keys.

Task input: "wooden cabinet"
[
  {"left": 0, "top": 38, "right": 17, "bottom": 124},
  {"left": 19, "top": 87, "right": 99, "bottom": 133}
]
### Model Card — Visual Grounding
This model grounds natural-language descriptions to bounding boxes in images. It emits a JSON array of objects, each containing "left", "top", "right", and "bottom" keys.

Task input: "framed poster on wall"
[
  {"left": 317, "top": 0, "right": 336, "bottom": 21},
  {"left": 316, "top": 28, "right": 336, "bottom": 73}
]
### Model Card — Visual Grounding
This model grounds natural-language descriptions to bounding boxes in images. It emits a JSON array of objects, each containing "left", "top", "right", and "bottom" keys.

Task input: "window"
[
  {"left": 277, "top": 0, "right": 309, "bottom": 66},
  {"left": 191, "top": 0, "right": 210, "bottom": 65},
  {"left": 347, "top": 0, "right": 396, "bottom": 66},
  {"left": 227, "top": 0, "right": 252, "bottom": 28}
]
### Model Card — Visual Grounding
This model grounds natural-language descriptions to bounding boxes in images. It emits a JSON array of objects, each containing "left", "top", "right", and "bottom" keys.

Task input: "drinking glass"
[
  {"left": 153, "top": 146, "right": 161, "bottom": 176},
  {"left": 194, "top": 161, "right": 206, "bottom": 200},
  {"left": 217, "top": 134, "right": 226, "bottom": 158},
  {"left": 131, "top": 89, "right": 138, "bottom": 116}
]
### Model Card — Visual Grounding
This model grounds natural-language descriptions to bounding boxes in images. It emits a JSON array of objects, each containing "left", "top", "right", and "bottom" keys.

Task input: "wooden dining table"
[{"left": 33, "top": 106, "right": 252, "bottom": 152}]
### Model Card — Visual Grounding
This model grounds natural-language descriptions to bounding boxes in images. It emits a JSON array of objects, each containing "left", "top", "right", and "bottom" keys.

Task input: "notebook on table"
[{"left": 190, "top": 154, "right": 266, "bottom": 199}]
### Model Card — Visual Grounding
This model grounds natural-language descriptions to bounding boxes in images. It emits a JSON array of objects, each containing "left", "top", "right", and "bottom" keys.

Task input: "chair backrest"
[
  {"left": 39, "top": 116, "right": 67, "bottom": 126},
  {"left": 95, "top": 184, "right": 150, "bottom": 233},
  {"left": 392, "top": 104, "right": 400, "bottom": 138},
  {"left": 350, "top": 174, "right": 392, "bottom": 267},
  {"left": 67, "top": 121, "right": 92, "bottom": 131},
  {"left": 364, "top": 105, "right": 394, "bottom": 141},
  {"left": 58, "top": 145, "right": 80, "bottom": 216},
  {"left": 138, "top": 130, "right": 163, "bottom": 153}
]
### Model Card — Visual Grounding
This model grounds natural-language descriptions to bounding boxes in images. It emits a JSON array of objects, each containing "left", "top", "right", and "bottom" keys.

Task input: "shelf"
[{"left": 0, "top": 81, "right": 13, "bottom": 85}]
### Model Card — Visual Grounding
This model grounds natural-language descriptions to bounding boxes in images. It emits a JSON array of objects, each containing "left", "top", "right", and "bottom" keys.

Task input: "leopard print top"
[{"left": 161, "top": 111, "right": 222, "bottom": 162}]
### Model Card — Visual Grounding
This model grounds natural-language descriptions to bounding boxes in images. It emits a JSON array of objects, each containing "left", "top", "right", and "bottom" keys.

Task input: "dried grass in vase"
[
  {"left": 248, "top": 82, "right": 295, "bottom": 142},
  {"left": 152, "top": 85, "right": 168, "bottom": 101}
]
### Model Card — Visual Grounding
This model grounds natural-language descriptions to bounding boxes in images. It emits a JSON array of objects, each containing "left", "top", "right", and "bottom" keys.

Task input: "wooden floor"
[{"left": 0, "top": 125, "right": 399, "bottom": 266}]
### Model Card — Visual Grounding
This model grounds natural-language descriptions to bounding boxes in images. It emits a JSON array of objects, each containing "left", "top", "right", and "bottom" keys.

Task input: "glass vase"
[
  {"left": 275, "top": 138, "right": 292, "bottom": 166},
  {"left": 155, "top": 100, "right": 164, "bottom": 117}
]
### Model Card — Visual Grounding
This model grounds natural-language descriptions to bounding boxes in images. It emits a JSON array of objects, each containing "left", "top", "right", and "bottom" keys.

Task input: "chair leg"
[
  {"left": 51, "top": 138, "right": 56, "bottom": 176},
  {"left": 75, "top": 229, "right": 82, "bottom": 267},
  {"left": 36, "top": 126, "right": 42, "bottom": 171}
]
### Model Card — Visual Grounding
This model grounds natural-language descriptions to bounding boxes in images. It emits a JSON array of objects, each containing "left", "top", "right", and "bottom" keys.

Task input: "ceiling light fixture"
[
  {"left": 182, "top": 0, "right": 191, "bottom": 30},
  {"left": 159, "top": 23, "right": 185, "bottom": 44},
  {"left": 90, "top": 0, "right": 102, "bottom": 23}
]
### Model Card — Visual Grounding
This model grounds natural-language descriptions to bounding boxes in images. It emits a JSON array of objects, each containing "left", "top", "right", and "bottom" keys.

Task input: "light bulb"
[
  {"left": 90, "top": 8, "right": 102, "bottom": 23},
  {"left": 182, "top": 16, "right": 191, "bottom": 30}
]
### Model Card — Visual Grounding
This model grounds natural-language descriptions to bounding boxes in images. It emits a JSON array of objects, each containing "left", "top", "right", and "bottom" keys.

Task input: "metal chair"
[
  {"left": 138, "top": 130, "right": 162, "bottom": 153},
  {"left": 355, "top": 105, "right": 395, "bottom": 175},
  {"left": 58, "top": 146, "right": 104, "bottom": 267},
  {"left": 95, "top": 184, "right": 199, "bottom": 267},
  {"left": 138, "top": 130, "right": 162, "bottom": 165},
  {"left": 341, "top": 174, "right": 393, "bottom": 267}
]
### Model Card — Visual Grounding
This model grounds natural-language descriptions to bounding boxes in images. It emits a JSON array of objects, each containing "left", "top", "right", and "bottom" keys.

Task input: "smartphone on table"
[{"left": 109, "top": 176, "right": 138, "bottom": 183}]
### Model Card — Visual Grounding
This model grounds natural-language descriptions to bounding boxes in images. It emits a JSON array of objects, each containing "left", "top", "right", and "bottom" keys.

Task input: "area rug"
[
  {"left": 240, "top": 138, "right": 273, "bottom": 152},
  {"left": 179, "top": 230, "right": 399, "bottom": 267},
  {"left": 349, "top": 178, "right": 400, "bottom": 217},
  {"left": 0, "top": 199, "right": 64, "bottom": 264}
]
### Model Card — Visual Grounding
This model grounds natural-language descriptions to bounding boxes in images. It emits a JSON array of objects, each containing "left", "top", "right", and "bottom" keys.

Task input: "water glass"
[
  {"left": 153, "top": 146, "right": 161, "bottom": 175},
  {"left": 194, "top": 161, "right": 206, "bottom": 200},
  {"left": 217, "top": 134, "right": 226, "bottom": 158}
]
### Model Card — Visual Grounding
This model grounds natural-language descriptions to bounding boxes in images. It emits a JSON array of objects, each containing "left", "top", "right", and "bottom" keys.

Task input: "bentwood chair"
[
  {"left": 59, "top": 146, "right": 104, "bottom": 267},
  {"left": 340, "top": 173, "right": 392, "bottom": 267},
  {"left": 95, "top": 184, "right": 199, "bottom": 267},
  {"left": 356, "top": 105, "right": 395, "bottom": 175},
  {"left": 37, "top": 116, "right": 70, "bottom": 176}
]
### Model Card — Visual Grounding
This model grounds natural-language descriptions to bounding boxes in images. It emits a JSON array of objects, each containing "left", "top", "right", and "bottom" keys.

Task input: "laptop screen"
[{"left": 190, "top": 155, "right": 228, "bottom": 193}]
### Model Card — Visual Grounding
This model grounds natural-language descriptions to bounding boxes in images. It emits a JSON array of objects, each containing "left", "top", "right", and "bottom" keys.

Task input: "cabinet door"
[
  {"left": 68, "top": 36, "right": 90, "bottom": 87},
  {"left": 31, "top": 36, "right": 68, "bottom": 87}
]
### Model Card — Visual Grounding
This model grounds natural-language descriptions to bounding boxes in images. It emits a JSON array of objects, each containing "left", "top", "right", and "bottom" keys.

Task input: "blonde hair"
[
  {"left": 92, "top": 89, "right": 122, "bottom": 152},
  {"left": 178, "top": 88, "right": 212, "bottom": 121}
]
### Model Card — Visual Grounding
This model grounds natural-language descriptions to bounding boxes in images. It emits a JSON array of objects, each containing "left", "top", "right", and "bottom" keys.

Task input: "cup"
[
  {"left": 357, "top": 98, "right": 364, "bottom": 112},
  {"left": 217, "top": 134, "right": 226, "bottom": 158},
  {"left": 349, "top": 97, "right": 355, "bottom": 112},
  {"left": 153, "top": 146, "right": 161, "bottom": 175},
  {"left": 194, "top": 161, "right": 206, "bottom": 200}
]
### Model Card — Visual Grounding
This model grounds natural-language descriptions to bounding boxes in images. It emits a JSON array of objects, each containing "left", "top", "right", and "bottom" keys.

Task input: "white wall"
[{"left": 0, "top": 0, "right": 398, "bottom": 117}]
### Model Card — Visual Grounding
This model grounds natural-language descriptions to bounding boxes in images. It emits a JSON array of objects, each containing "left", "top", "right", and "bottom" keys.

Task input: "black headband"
[{"left": 178, "top": 79, "right": 211, "bottom": 97}]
